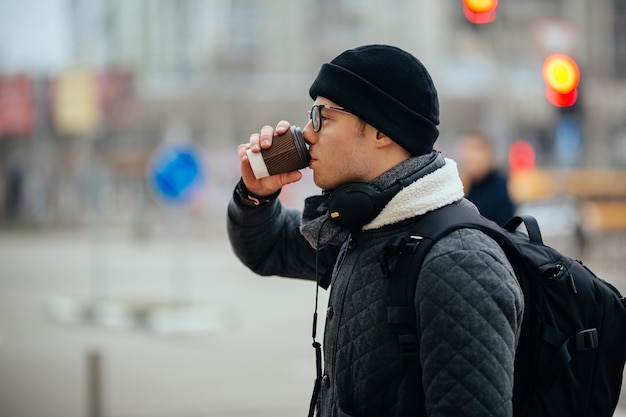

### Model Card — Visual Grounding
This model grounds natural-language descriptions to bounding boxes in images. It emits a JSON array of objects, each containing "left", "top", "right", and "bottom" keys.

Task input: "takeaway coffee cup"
[{"left": 247, "top": 126, "right": 310, "bottom": 179}]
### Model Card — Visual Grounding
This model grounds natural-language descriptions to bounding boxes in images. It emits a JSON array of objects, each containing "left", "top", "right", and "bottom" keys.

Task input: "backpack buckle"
[
  {"left": 575, "top": 328, "right": 598, "bottom": 351},
  {"left": 404, "top": 235, "right": 424, "bottom": 252}
]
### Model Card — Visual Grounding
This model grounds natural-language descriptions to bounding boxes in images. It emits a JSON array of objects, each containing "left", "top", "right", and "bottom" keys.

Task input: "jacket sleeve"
[
  {"left": 226, "top": 188, "right": 338, "bottom": 282},
  {"left": 415, "top": 228, "right": 524, "bottom": 417}
]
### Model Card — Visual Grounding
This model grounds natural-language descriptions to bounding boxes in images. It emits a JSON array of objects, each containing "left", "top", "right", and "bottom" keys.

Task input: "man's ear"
[{"left": 374, "top": 130, "right": 393, "bottom": 147}]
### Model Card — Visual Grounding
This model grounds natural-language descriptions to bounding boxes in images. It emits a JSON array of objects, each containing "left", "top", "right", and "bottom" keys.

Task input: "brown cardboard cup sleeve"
[{"left": 247, "top": 126, "right": 310, "bottom": 179}]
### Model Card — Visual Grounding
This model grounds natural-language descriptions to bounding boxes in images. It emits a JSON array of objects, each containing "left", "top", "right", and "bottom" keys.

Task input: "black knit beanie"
[{"left": 309, "top": 44, "right": 439, "bottom": 156}]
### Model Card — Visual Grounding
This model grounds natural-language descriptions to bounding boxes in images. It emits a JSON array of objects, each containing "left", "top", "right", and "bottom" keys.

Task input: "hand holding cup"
[{"left": 238, "top": 121, "right": 308, "bottom": 196}]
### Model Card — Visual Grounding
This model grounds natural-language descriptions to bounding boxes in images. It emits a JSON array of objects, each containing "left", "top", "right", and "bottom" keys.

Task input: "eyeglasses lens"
[{"left": 313, "top": 106, "right": 321, "bottom": 132}]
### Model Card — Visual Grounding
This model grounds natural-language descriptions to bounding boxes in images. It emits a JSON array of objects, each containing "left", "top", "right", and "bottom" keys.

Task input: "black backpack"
[{"left": 383, "top": 201, "right": 626, "bottom": 417}]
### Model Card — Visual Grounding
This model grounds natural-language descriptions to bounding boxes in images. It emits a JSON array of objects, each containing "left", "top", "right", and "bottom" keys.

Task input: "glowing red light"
[
  {"left": 462, "top": 0, "right": 498, "bottom": 24},
  {"left": 542, "top": 54, "right": 580, "bottom": 107},
  {"left": 509, "top": 140, "right": 536, "bottom": 172}
]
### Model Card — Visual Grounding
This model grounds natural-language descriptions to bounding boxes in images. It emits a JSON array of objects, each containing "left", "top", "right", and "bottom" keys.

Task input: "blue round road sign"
[{"left": 147, "top": 144, "right": 206, "bottom": 205}]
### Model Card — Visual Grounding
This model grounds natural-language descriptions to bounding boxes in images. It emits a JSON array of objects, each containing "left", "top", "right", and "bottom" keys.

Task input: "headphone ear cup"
[
  {"left": 328, "top": 184, "right": 379, "bottom": 229},
  {"left": 325, "top": 152, "right": 446, "bottom": 229}
]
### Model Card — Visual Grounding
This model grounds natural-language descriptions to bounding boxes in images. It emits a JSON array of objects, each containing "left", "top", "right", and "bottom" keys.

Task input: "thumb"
[{"left": 275, "top": 170, "right": 303, "bottom": 188}]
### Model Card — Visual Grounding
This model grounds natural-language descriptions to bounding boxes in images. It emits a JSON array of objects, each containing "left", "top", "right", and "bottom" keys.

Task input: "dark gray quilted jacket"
[{"left": 227, "top": 157, "right": 524, "bottom": 417}]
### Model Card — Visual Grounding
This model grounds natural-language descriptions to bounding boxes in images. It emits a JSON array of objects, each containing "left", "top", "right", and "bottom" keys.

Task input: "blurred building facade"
[
  {"left": 1, "top": 0, "right": 626, "bottom": 227},
  {"left": 65, "top": 0, "right": 626, "bottom": 161}
]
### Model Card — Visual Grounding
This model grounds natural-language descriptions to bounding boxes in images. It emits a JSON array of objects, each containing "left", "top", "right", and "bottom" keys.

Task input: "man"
[
  {"left": 227, "top": 44, "right": 524, "bottom": 417},
  {"left": 457, "top": 130, "right": 516, "bottom": 226}
]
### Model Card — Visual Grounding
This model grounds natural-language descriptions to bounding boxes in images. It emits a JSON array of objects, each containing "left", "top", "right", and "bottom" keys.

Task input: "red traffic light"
[
  {"left": 542, "top": 54, "right": 580, "bottom": 107},
  {"left": 508, "top": 140, "right": 536, "bottom": 172},
  {"left": 462, "top": 0, "right": 498, "bottom": 24}
]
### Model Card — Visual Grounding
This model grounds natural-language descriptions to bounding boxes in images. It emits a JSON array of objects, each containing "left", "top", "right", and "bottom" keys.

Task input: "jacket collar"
[
  {"left": 299, "top": 156, "right": 465, "bottom": 249},
  {"left": 362, "top": 158, "right": 464, "bottom": 230}
]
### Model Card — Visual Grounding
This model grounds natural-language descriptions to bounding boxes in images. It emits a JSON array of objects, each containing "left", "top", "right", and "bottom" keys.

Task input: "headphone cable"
[{"left": 308, "top": 217, "right": 329, "bottom": 417}]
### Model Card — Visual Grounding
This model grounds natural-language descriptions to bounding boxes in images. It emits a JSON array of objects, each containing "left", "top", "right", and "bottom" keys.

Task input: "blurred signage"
[
  {"left": 0, "top": 74, "right": 35, "bottom": 138},
  {"left": 554, "top": 115, "right": 583, "bottom": 167},
  {"left": 147, "top": 144, "right": 206, "bottom": 206},
  {"left": 53, "top": 69, "right": 101, "bottom": 137},
  {"left": 98, "top": 69, "right": 136, "bottom": 129}
]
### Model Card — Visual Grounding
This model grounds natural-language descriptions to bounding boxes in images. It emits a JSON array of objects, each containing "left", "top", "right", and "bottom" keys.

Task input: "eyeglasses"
[{"left": 308, "top": 104, "right": 352, "bottom": 132}]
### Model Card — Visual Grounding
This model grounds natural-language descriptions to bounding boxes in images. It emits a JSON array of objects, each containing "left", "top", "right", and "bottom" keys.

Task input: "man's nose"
[{"left": 303, "top": 121, "right": 315, "bottom": 145}]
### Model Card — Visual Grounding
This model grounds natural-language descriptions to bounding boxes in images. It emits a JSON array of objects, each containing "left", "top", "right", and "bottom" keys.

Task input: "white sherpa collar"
[{"left": 362, "top": 158, "right": 465, "bottom": 230}]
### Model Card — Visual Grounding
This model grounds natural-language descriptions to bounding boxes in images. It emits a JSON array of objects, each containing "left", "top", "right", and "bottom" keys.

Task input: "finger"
[
  {"left": 237, "top": 143, "right": 250, "bottom": 160},
  {"left": 240, "top": 158, "right": 257, "bottom": 185},
  {"left": 254, "top": 172, "right": 297, "bottom": 196},
  {"left": 249, "top": 133, "right": 261, "bottom": 152},
  {"left": 279, "top": 170, "right": 303, "bottom": 186},
  {"left": 275, "top": 120, "right": 291, "bottom": 135},
  {"left": 259, "top": 125, "right": 275, "bottom": 149}
]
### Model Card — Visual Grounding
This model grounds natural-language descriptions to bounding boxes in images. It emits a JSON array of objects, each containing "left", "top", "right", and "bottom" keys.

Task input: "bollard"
[{"left": 87, "top": 350, "right": 102, "bottom": 417}]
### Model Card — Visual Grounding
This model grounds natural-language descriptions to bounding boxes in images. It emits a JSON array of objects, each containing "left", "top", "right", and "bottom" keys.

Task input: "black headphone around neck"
[{"left": 327, "top": 152, "right": 445, "bottom": 229}]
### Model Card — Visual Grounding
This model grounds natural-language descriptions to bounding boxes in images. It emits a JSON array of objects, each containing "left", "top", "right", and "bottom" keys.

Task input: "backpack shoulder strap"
[{"left": 385, "top": 201, "right": 519, "bottom": 357}]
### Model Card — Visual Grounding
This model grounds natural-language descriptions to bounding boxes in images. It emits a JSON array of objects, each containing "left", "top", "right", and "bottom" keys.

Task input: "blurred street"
[
  {"left": 1, "top": 208, "right": 626, "bottom": 417},
  {"left": 0, "top": 212, "right": 328, "bottom": 417}
]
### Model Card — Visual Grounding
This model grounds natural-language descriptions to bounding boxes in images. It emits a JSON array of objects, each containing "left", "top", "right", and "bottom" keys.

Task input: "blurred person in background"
[
  {"left": 4, "top": 154, "right": 25, "bottom": 220},
  {"left": 457, "top": 130, "right": 516, "bottom": 226},
  {"left": 227, "top": 44, "right": 523, "bottom": 417}
]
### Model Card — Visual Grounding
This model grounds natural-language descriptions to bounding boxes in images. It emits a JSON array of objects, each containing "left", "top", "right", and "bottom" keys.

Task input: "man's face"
[{"left": 303, "top": 97, "right": 374, "bottom": 190}]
